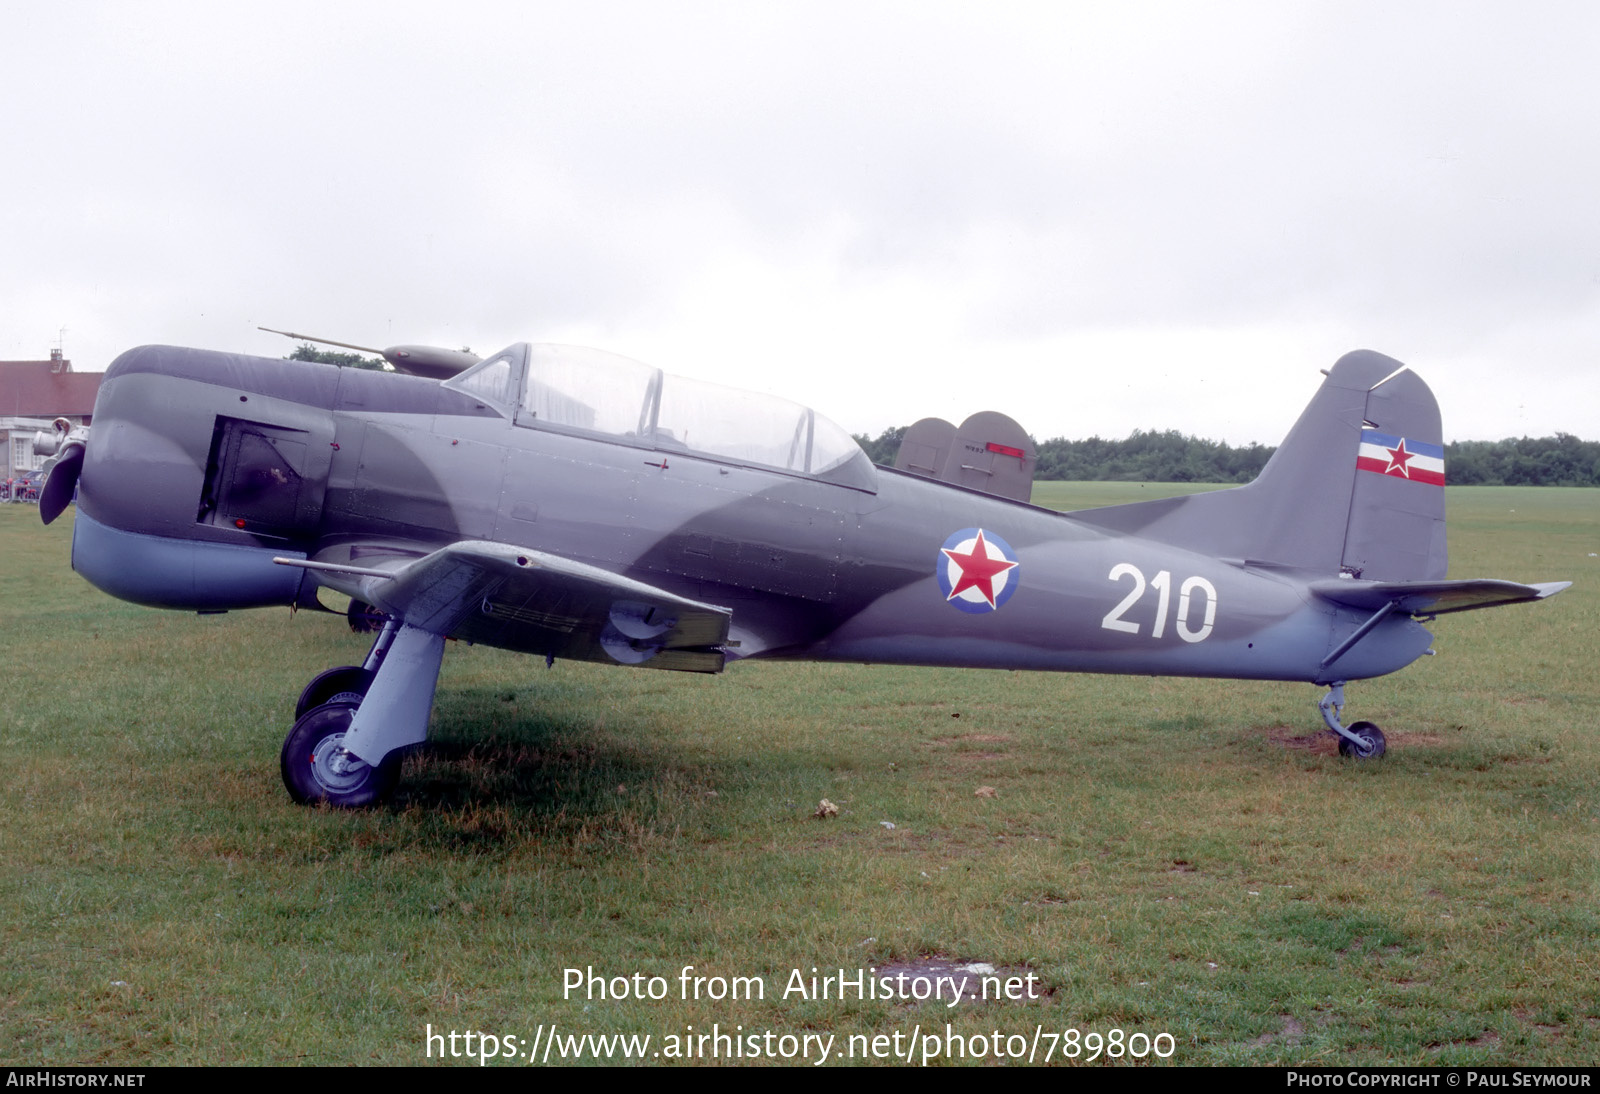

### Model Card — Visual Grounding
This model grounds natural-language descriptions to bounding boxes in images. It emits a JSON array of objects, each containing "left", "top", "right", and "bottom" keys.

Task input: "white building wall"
[{"left": 3, "top": 419, "right": 52, "bottom": 478}]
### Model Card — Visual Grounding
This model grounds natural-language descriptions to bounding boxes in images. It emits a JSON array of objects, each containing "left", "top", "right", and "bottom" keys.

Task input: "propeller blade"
[{"left": 40, "top": 442, "right": 84, "bottom": 525}]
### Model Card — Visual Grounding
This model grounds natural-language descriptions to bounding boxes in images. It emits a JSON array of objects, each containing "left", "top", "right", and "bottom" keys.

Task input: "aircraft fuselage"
[{"left": 69, "top": 344, "right": 1430, "bottom": 687}]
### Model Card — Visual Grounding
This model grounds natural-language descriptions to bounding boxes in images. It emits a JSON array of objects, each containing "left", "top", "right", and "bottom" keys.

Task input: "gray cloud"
[{"left": 3, "top": 1, "right": 1595, "bottom": 444}]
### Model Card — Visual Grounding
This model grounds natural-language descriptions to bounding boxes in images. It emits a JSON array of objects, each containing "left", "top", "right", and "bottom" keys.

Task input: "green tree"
[
  {"left": 852, "top": 425, "right": 908, "bottom": 466},
  {"left": 286, "top": 343, "right": 390, "bottom": 371}
]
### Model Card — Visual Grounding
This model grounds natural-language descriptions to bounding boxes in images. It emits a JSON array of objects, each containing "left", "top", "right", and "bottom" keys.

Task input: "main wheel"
[
  {"left": 347, "top": 600, "right": 388, "bottom": 634},
  {"left": 280, "top": 701, "right": 401, "bottom": 807},
  {"left": 294, "top": 665, "right": 374, "bottom": 720},
  {"left": 1337, "top": 721, "right": 1387, "bottom": 760}
]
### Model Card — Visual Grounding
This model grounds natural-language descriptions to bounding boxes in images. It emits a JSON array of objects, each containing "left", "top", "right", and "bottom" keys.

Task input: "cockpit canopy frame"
[{"left": 445, "top": 343, "right": 876, "bottom": 491}]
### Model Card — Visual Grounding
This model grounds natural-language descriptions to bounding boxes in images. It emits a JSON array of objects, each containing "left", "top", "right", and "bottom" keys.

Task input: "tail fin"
[{"left": 1070, "top": 350, "right": 1447, "bottom": 580}]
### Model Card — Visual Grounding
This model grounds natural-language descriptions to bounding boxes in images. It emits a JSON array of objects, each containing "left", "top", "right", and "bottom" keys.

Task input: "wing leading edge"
[{"left": 277, "top": 541, "right": 732, "bottom": 673}]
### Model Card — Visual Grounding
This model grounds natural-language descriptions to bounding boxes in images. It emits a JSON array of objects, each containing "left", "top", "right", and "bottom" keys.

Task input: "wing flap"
[{"left": 1310, "top": 577, "right": 1571, "bottom": 616}]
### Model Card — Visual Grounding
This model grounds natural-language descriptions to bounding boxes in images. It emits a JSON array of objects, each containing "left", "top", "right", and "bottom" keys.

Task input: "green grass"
[{"left": 1, "top": 487, "right": 1596, "bottom": 1066}]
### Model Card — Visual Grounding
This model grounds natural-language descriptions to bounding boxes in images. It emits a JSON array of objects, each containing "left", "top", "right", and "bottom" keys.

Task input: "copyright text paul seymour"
[{"left": 1287, "top": 1074, "right": 1591, "bottom": 1088}]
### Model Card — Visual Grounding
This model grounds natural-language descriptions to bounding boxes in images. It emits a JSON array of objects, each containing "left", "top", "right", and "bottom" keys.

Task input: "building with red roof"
[{"left": 2, "top": 350, "right": 103, "bottom": 480}]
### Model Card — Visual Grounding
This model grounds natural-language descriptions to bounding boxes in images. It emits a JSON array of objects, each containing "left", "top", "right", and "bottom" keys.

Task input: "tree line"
[
  {"left": 852, "top": 427, "right": 1600, "bottom": 486},
  {"left": 288, "top": 343, "right": 389, "bottom": 370}
]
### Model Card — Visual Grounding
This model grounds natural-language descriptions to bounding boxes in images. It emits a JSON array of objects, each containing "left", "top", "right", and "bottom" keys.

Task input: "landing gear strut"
[
  {"left": 1318, "top": 682, "right": 1387, "bottom": 759},
  {"left": 280, "top": 619, "right": 444, "bottom": 807},
  {"left": 292, "top": 618, "right": 396, "bottom": 719}
]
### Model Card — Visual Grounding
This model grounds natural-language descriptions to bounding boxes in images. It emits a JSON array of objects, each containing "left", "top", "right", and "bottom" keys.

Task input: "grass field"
[{"left": 1, "top": 486, "right": 1596, "bottom": 1066}]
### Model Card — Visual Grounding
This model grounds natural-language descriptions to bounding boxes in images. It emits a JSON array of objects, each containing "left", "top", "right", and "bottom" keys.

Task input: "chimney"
[{"left": 49, "top": 347, "right": 66, "bottom": 373}]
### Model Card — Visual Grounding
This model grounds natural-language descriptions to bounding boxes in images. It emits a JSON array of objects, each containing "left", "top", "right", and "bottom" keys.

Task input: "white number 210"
[{"left": 1100, "top": 564, "right": 1218, "bottom": 643}]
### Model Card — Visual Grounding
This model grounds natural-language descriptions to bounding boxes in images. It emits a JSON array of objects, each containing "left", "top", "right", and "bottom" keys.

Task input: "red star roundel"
[{"left": 937, "top": 528, "right": 1020, "bottom": 613}]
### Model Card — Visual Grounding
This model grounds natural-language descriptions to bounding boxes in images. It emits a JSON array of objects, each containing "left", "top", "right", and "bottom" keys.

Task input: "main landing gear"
[
  {"left": 1318, "top": 682, "right": 1387, "bottom": 760},
  {"left": 281, "top": 620, "right": 445, "bottom": 807},
  {"left": 280, "top": 700, "right": 400, "bottom": 808}
]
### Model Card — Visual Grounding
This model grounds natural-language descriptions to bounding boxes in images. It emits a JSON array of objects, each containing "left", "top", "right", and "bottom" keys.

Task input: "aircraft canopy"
[{"left": 446, "top": 344, "right": 875, "bottom": 489}]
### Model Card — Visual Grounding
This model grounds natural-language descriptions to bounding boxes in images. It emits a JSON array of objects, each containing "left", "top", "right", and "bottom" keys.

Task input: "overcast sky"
[{"left": 3, "top": 1, "right": 1596, "bottom": 445}]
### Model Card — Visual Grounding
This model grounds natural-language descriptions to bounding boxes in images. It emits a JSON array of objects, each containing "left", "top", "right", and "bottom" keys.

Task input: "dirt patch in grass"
[
  {"left": 1262, "top": 725, "right": 1448, "bottom": 754},
  {"left": 1516, "top": 1010, "right": 1566, "bottom": 1039},
  {"left": 1265, "top": 726, "right": 1339, "bottom": 754},
  {"left": 1252, "top": 1015, "right": 1305, "bottom": 1047}
]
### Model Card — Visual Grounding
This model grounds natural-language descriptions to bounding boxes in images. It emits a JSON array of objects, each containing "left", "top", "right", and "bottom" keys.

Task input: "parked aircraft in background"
[{"left": 37, "top": 338, "right": 1568, "bottom": 806}]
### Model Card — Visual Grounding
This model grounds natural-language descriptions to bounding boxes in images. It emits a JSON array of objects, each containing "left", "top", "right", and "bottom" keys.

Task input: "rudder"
[{"left": 1340, "top": 366, "right": 1447, "bottom": 580}]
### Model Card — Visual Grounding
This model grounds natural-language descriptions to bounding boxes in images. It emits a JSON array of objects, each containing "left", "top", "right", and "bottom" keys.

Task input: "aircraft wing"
[
  {"left": 279, "top": 541, "right": 731, "bottom": 673},
  {"left": 1309, "top": 577, "right": 1571, "bottom": 616}
]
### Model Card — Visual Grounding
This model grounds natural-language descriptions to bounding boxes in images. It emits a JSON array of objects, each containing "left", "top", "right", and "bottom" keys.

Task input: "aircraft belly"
[
  {"left": 1313, "top": 611, "right": 1434, "bottom": 684},
  {"left": 814, "top": 581, "right": 1331, "bottom": 680}
]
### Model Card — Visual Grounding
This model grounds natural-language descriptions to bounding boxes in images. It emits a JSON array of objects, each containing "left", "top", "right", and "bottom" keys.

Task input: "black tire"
[
  {"left": 1337, "top": 721, "right": 1387, "bottom": 760},
  {"left": 280, "top": 701, "right": 401, "bottom": 807},
  {"left": 347, "top": 600, "right": 388, "bottom": 634},
  {"left": 294, "top": 665, "right": 374, "bottom": 720}
]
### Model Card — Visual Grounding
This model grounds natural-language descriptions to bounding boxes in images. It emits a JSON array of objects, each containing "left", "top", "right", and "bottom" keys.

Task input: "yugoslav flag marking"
[
  {"left": 1356, "top": 429, "right": 1445, "bottom": 486},
  {"left": 937, "top": 528, "right": 1020, "bottom": 613}
]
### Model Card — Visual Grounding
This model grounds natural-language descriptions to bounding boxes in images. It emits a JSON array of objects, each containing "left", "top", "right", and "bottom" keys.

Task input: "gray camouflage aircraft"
[{"left": 37, "top": 339, "right": 1569, "bottom": 806}]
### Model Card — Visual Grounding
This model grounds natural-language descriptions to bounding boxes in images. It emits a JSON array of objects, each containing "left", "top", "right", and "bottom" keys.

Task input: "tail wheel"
[
  {"left": 1337, "top": 721, "right": 1387, "bottom": 760},
  {"left": 280, "top": 701, "right": 400, "bottom": 807}
]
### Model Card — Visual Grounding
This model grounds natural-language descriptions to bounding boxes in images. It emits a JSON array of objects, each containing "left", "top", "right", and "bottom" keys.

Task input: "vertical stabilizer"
[{"left": 1070, "top": 351, "right": 1446, "bottom": 579}]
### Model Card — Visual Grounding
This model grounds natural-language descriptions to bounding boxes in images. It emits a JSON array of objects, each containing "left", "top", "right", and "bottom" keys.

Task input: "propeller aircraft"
[{"left": 36, "top": 337, "right": 1569, "bottom": 806}]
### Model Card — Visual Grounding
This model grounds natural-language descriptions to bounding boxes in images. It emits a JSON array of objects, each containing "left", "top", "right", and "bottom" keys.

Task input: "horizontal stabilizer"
[{"left": 1310, "top": 577, "right": 1571, "bottom": 616}]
